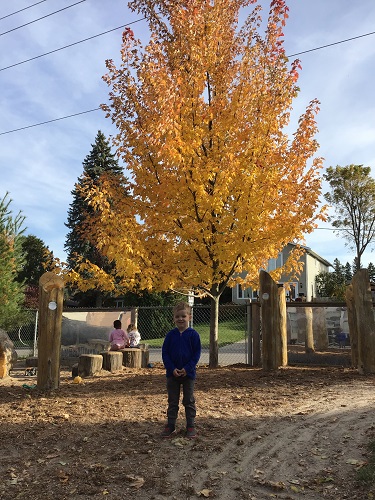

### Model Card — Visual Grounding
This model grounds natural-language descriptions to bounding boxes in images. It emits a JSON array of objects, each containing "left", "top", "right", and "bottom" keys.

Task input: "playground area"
[{"left": 1, "top": 359, "right": 375, "bottom": 499}]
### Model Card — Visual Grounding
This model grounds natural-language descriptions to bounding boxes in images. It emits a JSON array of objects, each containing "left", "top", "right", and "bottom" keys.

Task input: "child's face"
[{"left": 174, "top": 309, "right": 191, "bottom": 332}]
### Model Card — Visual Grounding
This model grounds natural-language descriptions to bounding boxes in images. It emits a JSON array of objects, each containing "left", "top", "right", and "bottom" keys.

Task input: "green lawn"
[{"left": 145, "top": 320, "right": 246, "bottom": 348}]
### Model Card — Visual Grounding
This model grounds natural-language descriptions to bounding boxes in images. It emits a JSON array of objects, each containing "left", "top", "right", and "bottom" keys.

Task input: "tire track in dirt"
[{"left": 167, "top": 381, "right": 375, "bottom": 499}]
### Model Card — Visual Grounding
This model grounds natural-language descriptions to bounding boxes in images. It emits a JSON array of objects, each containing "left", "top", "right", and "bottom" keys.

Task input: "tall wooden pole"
[
  {"left": 260, "top": 270, "right": 287, "bottom": 371},
  {"left": 37, "top": 272, "right": 64, "bottom": 390},
  {"left": 351, "top": 269, "right": 375, "bottom": 374}
]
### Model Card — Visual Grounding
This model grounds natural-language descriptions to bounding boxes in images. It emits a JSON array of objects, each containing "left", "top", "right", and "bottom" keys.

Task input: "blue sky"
[{"left": 1, "top": 0, "right": 375, "bottom": 269}]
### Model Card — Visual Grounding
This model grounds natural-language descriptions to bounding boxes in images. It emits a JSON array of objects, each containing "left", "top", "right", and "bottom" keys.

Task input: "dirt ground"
[{"left": 1, "top": 355, "right": 375, "bottom": 500}]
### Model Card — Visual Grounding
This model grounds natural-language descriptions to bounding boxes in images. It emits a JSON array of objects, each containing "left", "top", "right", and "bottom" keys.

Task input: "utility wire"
[
  {"left": 1, "top": 24, "right": 375, "bottom": 135},
  {"left": 0, "top": 108, "right": 101, "bottom": 136},
  {"left": 0, "top": 0, "right": 49, "bottom": 21},
  {"left": 288, "top": 30, "right": 375, "bottom": 58},
  {"left": 0, "top": 0, "right": 86, "bottom": 37},
  {"left": 0, "top": 17, "right": 146, "bottom": 72}
]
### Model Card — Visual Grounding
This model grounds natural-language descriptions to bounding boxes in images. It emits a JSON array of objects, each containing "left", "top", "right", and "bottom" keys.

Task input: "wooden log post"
[
  {"left": 251, "top": 303, "right": 261, "bottom": 367},
  {"left": 304, "top": 307, "right": 314, "bottom": 354},
  {"left": 139, "top": 345, "right": 150, "bottom": 367},
  {"left": 102, "top": 351, "right": 123, "bottom": 372},
  {"left": 122, "top": 348, "right": 142, "bottom": 368},
  {"left": 352, "top": 269, "right": 375, "bottom": 374},
  {"left": 313, "top": 307, "right": 328, "bottom": 351},
  {"left": 78, "top": 354, "right": 103, "bottom": 376},
  {"left": 37, "top": 272, "right": 64, "bottom": 391},
  {"left": 345, "top": 284, "right": 358, "bottom": 369},
  {"left": 259, "top": 270, "right": 287, "bottom": 371}
]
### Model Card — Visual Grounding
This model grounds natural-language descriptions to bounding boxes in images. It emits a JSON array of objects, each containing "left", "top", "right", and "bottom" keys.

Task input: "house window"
[{"left": 267, "top": 252, "right": 283, "bottom": 272}]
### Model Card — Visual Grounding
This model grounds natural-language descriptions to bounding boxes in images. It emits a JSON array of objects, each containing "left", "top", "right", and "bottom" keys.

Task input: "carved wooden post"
[
  {"left": 352, "top": 269, "right": 375, "bottom": 374},
  {"left": 345, "top": 284, "right": 358, "bottom": 369},
  {"left": 260, "top": 270, "right": 287, "bottom": 371},
  {"left": 37, "top": 272, "right": 64, "bottom": 390}
]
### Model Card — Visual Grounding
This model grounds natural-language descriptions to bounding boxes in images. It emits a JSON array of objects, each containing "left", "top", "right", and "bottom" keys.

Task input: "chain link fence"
[
  {"left": 137, "top": 304, "right": 248, "bottom": 366},
  {"left": 11, "top": 303, "right": 368, "bottom": 366},
  {"left": 11, "top": 305, "right": 249, "bottom": 366}
]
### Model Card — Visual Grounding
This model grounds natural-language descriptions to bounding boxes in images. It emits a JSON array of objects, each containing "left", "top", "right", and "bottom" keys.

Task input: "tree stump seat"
[
  {"left": 101, "top": 351, "right": 123, "bottom": 372},
  {"left": 121, "top": 348, "right": 142, "bottom": 368},
  {"left": 78, "top": 354, "right": 103, "bottom": 377},
  {"left": 26, "top": 357, "right": 38, "bottom": 367}
]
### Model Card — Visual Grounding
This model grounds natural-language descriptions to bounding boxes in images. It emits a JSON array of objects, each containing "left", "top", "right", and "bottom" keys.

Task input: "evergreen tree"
[
  {"left": 344, "top": 262, "right": 353, "bottom": 282},
  {"left": 315, "top": 258, "right": 347, "bottom": 300},
  {"left": 367, "top": 262, "right": 375, "bottom": 282},
  {"left": 17, "top": 235, "right": 53, "bottom": 286},
  {"left": 0, "top": 192, "right": 27, "bottom": 330},
  {"left": 64, "top": 131, "right": 128, "bottom": 307},
  {"left": 16, "top": 235, "right": 54, "bottom": 309}
]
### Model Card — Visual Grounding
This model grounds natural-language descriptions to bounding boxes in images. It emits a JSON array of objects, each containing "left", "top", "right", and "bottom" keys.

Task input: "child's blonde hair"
[
  {"left": 127, "top": 323, "right": 136, "bottom": 332},
  {"left": 173, "top": 301, "right": 192, "bottom": 315}
]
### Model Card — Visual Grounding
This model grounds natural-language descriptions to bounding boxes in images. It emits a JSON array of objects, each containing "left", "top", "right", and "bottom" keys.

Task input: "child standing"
[
  {"left": 109, "top": 319, "right": 129, "bottom": 351},
  {"left": 161, "top": 302, "right": 201, "bottom": 438},
  {"left": 127, "top": 323, "right": 141, "bottom": 347}
]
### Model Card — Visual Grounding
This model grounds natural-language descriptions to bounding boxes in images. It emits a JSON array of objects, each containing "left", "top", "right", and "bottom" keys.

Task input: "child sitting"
[
  {"left": 109, "top": 320, "right": 129, "bottom": 350},
  {"left": 127, "top": 323, "right": 141, "bottom": 348}
]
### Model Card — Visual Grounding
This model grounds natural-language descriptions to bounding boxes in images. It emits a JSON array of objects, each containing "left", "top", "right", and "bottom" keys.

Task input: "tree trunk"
[
  {"left": 260, "top": 270, "right": 287, "bottom": 371},
  {"left": 209, "top": 295, "right": 219, "bottom": 368},
  {"left": 37, "top": 272, "right": 64, "bottom": 391},
  {"left": 352, "top": 269, "right": 375, "bottom": 374},
  {"left": 345, "top": 284, "right": 358, "bottom": 368}
]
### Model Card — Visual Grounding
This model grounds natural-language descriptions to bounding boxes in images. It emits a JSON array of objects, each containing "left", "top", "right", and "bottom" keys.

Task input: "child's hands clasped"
[{"left": 173, "top": 368, "right": 186, "bottom": 377}]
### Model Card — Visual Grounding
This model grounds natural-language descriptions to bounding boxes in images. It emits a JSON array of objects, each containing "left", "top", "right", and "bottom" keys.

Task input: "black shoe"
[
  {"left": 160, "top": 425, "right": 176, "bottom": 438},
  {"left": 186, "top": 427, "right": 197, "bottom": 438}
]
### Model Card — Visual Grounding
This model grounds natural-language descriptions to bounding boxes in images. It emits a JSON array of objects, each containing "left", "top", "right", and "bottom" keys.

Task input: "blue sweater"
[{"left": 162, "top": 327, "right": 201, "bottom": 379}]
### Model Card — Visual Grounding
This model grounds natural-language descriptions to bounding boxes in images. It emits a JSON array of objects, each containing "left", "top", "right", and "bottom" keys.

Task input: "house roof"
[{"left": 287, "top": 242, "right": 333, "bottom": 268}]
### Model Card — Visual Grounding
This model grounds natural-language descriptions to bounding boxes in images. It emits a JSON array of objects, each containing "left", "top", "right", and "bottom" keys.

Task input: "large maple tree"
[{"left": 79, "top": 0, "right": 325, "bottom": 366}]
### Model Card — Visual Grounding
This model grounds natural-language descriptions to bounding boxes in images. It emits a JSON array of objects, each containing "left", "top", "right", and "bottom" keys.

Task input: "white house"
[{"left": 232, "top": 243, "right": 332, "bottom": 303}]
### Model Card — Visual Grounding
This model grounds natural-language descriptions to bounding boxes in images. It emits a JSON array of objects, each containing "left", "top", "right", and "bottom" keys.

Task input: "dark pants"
[{"left": 166, "top": 376, "right": 196, "bottom": 428}]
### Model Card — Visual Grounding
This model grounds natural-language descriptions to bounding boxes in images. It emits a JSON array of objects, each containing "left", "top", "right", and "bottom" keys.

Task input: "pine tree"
[
  {"left": 367, "top": 262, "right": 375, "bottom": 282},
  {"left": 344, "top": 262, "right": 352, "bottom": 282},
  {"left": 0, "top": 192, "right": 27, "bottom": 330},
  {"left": 64, "top": 131, "right": 127, "bottom": 306},
  {"left": 16, "top": 235, "right": 54, "bottom": 309}
]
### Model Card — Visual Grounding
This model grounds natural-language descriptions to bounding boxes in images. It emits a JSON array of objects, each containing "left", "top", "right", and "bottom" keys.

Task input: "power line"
[
  {"left": 0, "top": 0, "right": 49, "bottom": 21},
  {"left": 0, "top": 108, "right": 101, "bottom": 136},
  {"left": 1, "top": 22, "right": 375, "bottom": 135},
  {"left": 0, "top": 17, "right": 146, "bottom": 72},
  {"left": 0, "top": 0, "right": 86, "bottom": 37},
  {"left": 288, "top": 30, "right": 375, "bottom": 58}
]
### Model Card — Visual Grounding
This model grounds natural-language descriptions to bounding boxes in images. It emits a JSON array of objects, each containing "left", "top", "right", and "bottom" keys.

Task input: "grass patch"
[
  {"left": 357, "top": 439, "right": 375, "bottom": 484},
  {"left": 145, "top": 320, "right": 245, "bottom": 348}
]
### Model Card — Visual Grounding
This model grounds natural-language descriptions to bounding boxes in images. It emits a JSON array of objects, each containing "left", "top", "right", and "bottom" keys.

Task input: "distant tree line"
[{"left": 315, "top": 258, "right": 375, "bottom": 300}]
